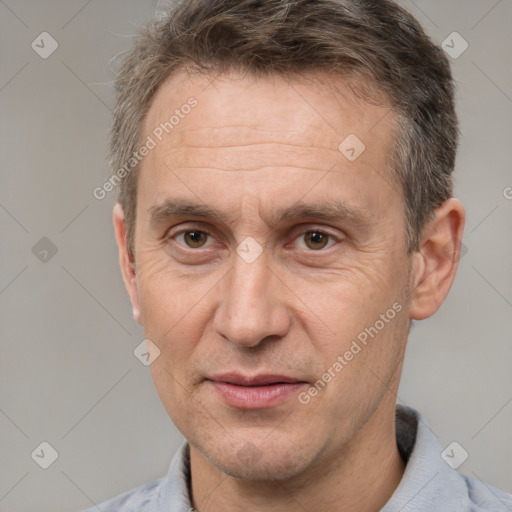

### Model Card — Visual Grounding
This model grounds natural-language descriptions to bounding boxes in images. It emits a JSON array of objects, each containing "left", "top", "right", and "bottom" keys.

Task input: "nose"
[{"left": 212, "top": 248, "right": 291, "bottom": 348}]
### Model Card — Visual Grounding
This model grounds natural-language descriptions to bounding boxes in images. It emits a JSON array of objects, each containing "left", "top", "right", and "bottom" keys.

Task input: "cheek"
[
  {"left": 140, "top": 264, "right": 211, "bottom": 423},
  {"left": 136, "top": 249, "right": 203, "bottom": 328},
  {"left": 139, "top": 280, "right": 201, "bottom": 353},
  {"left": 136, "top": 253, "right": 221, "bottom": 370},
  {"left": 293, "top": 254, "right": 409, "bottom": 403},
  {"left": 304, "top": 274, "right": 408, "bottom": 421},
  {"left": 295, "top": 255, "right": 401, "bottom": 337}
]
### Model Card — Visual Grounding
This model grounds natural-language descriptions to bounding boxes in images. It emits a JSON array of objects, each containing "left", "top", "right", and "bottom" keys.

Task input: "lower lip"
[{"left": 208, "top": 381, "right": 306, "bottom": 409}]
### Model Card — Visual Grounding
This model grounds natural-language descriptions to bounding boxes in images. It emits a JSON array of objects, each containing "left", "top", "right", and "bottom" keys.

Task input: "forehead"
[
  {"left": 138, "top": 69, "right": 400, "bottom": 222},
  {"left": 143, "top": 69, "right": 393, "bottom": 151}
]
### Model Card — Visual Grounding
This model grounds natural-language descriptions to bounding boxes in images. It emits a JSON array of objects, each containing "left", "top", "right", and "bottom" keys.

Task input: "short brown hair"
[{"left": 110, "top": 0, "right": 458, "bottom": 257}]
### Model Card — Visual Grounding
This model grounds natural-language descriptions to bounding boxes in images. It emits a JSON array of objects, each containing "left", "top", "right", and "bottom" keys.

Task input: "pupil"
[
  {"left": 308, "top": 232, "right": 327, "bottom": 249},
  {"left": 187, "top": 231, "right": 204, "bottom": 246}
]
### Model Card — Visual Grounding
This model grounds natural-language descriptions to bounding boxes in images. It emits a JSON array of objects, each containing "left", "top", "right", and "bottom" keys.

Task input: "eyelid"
[
  {"left": 290, "top": 226, "right": 342, "bottom": 250},
  {"left": 290, "top": 222, "right": 343, "bottom": 238},
  {"left": 166, "top": 226, "right": 216, "bottom": 249},
  {"left": 165, "top": 221, "right": 213, "bottom": 238}
]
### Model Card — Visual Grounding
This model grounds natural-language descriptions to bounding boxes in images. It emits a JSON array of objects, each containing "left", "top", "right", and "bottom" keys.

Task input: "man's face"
[{"left": 129, "top": 71, "right": 414, "bottom": 479}]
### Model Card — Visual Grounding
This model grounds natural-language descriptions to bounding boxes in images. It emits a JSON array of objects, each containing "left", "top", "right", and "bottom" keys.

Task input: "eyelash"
[{"left": 168, "top": 227, "right": 340, "bottom": 252}]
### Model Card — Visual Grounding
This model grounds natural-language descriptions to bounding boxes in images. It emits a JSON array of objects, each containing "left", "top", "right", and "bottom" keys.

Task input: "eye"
[
  {"left": 295, "top": 230, "right": 337, "bottom": 251},
  {"left": 168, "top": 227, "right": 339, "bottom": 252},
  {"left": 173, "top": 230, "right": 214, "bottom": 249}
]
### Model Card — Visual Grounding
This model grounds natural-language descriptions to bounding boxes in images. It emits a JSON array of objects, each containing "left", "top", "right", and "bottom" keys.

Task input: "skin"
[{"left": 113, "top": 70, "right": 465, "bottom": 512}]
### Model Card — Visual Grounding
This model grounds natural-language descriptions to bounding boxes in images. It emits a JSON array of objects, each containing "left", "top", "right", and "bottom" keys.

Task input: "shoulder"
[
  {"left": 388, "top": 406, "right": 512, "bottom": 512},
  {"left": 461, "top": 473, "right": 512, "bottom": 511},
  {"left": 82, "top": 476, "right": 166, "bottom": 512},
  {"left": 82, "top": 441, "right": 191, "bottom": 511}
]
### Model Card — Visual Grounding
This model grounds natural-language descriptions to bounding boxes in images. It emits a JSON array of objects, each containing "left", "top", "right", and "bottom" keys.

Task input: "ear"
[
  {"left": 409, "top": 198, "right": 465, "bottom": 320},
  {"left": 113, "top": 203, "right": 141, "bottom": 324}
]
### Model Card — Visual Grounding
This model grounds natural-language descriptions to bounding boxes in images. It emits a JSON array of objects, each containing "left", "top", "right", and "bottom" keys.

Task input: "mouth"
[{"left": 206, "top": 373, "right": 308, "bottom": 409}]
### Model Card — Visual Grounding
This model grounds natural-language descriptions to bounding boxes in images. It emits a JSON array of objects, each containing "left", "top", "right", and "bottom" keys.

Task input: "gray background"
[{"left": 0, "top": 1, "right": 511, "bottom": 510}]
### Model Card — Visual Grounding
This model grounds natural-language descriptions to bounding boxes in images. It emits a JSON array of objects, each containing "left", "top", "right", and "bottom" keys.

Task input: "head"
[{"left": 112, "top": 0, "right": 464, "bottom": 481}]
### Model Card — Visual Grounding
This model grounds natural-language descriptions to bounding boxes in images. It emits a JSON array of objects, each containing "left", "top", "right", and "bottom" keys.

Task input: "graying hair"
[{"left": 110, "top": 0, "right": 458, "bottom": 257}]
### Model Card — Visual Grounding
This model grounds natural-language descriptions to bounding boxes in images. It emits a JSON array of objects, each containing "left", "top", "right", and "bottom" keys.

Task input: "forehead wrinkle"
[
  {"left": 163, "top": 123, "right": 344, "bottom": 152},
  {"left": 169, "top": 124, "right": 305, "bottom": 139},
  {"left": 163, "top": 141, "right": 340, "bottom": 152},
  {"left": 162, "top": 144, "right": 344, "bottom": 174},
  {"left": 169, "top": 165, "right": 335, "bottom": 173}
]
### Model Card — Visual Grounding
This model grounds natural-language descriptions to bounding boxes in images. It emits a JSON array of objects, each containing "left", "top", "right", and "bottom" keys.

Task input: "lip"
[{"left": 207, "top": 373, "right": 308, "bottom": 409}]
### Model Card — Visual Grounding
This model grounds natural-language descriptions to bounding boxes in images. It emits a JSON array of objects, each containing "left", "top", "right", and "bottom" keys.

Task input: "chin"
[{"left": 197, "top": 433, "right": 314, "bottom": 482}]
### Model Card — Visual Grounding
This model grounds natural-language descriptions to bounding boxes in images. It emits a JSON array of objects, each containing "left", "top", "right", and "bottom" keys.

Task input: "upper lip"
[{"left": 208, "top": 373, "right": 305, "bottom": 386}]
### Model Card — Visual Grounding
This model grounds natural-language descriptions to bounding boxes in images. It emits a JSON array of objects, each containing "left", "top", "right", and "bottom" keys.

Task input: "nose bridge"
[{"left": 214, "top": 249, "right": 289, "bottom": 347}]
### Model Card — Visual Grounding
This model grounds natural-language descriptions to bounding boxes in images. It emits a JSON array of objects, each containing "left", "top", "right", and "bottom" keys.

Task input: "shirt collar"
[{"left": 382, "top": 405, "right": 469, "bottom": 511}]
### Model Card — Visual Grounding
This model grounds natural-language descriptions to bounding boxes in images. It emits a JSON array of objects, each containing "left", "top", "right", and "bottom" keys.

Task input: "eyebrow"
[{"left": 148, "top": 198, "right": 371, "bottom": 229}]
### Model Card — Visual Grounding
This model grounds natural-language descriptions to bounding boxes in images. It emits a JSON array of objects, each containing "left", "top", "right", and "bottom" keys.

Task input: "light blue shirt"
[{"left": 84, "top": 405, "right": 512, "bottom": 511}]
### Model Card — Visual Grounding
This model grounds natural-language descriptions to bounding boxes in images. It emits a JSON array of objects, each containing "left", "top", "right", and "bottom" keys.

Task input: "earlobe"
[
  {"left": 409, "top": 198, "right": 465, "bottom": 321},
  {"left": 113, "top": 203, "right": 141, "bottom": 324}
]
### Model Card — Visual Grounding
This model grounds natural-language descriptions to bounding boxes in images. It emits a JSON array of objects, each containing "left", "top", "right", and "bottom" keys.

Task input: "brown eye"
[
  {"left": 303, "top": 231, "right": 331, "bottom": 250},
  {"left": 180, "top": 231, "right": 210, "bottom": 248}
]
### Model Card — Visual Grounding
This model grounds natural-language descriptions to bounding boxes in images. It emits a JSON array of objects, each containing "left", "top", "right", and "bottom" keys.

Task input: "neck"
[{"left": 189, "top": 398, "right": 405, "bottom": 512}]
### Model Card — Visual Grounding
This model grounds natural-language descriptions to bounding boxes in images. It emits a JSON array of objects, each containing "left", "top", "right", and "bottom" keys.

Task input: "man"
[{"left": 87, "top": 0, "right": 512, "bottom": 510}]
